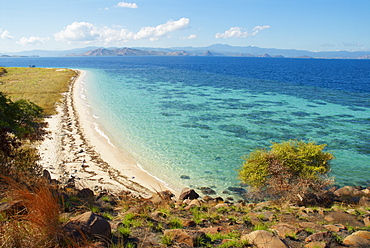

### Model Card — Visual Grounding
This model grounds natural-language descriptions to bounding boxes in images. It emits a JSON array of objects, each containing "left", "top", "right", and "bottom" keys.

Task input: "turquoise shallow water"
[
  {"left": 80, "top": 59, "right": 370, "bottom": 194},
  {"left": 1, "top": 56, "right": 369, "bottom": 195}
]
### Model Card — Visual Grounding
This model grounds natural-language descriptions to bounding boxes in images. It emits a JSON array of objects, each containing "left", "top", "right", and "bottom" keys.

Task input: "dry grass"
[
  {"left": 0, "top": 177, "right": 70, "bottom": 248},
  {"left": 0, "top": 67, "right": 77, "bottom": 115}
]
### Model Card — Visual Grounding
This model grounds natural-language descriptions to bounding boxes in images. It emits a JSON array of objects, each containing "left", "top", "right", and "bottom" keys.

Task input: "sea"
[{"left": 1, "top": 56, "right": 370, "bottom": 194}]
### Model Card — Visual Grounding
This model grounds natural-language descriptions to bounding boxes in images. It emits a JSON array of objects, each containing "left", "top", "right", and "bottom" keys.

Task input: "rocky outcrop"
[
  {"left": 241, "top": 230, "right": 287, "bottom": 248},
  {"left": 178, "top": 188, "right": 199, "bottom": 201},
  {"left": 63, "top": 211, "right": 111, "bottom": 241},
  {"left": 163, "top": 229, "right": 207, "bottom": 247}
]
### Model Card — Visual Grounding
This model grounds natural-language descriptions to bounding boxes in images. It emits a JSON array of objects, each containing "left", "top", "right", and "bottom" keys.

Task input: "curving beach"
[{"left": 38, "top": 70, "right": 172, "bottom": 197}]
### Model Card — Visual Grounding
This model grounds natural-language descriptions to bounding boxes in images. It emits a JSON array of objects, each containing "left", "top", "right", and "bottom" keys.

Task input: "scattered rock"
[
  {"left": 352, "top": 231, "right": 370, "bottom": 240},
  {"left": 149, "top": 190, "right": 175, "bottom": 204},
  {"left": 364, "top": 216, "right": 370, "bottom": 227},
  {"left": 226, "top": 187, "right": 246, "bottom": 195},
  {"left": 163, "top": 229, "right": 207, "bottom": 247},
  {"left": 334, "top": 186, "right": 363, "bottom": 203},
  {"left": 304, "top": 241, "right": 326, "bottom": 248},
  {"left": 358, "top": 196, "right": 370, "bottom": 207},
  {"left": 199, "top": 227, "right": 223, "bottom": 234},
  {"left": 296, "top": 191, "right": 334, "bottom": 207},
  {"left": 343, "top": 234, "right": 370, "bottom": 247},
  {"left": 184, "top": 199, "right": 201, "bottom": 210},
  {"left": 63, "top": 211, "right": 111, "bottom": 240},
  {"left": 178, "top": 188, "right": 199, "bottom": 201},
  {"left": 182, "top": 219, "right": 196, "bottom": 227},
  {"left": 199, "top": 187, "right": 216, "bottom": 195},
  {"left": 77, "top": 188, "right": 94, "bottom": 199},
  {"left": 271, "top": 223, "right": 300, "bottom": 238},
  {"left": 323, "top": 224, "right": 343, "bottom": 232},
  {"left": 305, "top": 231, "right": 331, "bottom": 243},
  {"left": 362, "top": 188, "right": 370, "bottom": 197},
  {"left": 241, "top": 230, "right": 287, "bottom": 248},
  {"left": 253, "top": 201, "right": 272, "bottom": 211},
  {"left": 324, "top": 211, "right": 364, "bottom": 228},
  {"left": 202, "top": 195, "right": 213, "bottom": 202},
  {"left": 42, "top": 169, "right": 52, "bottom": 182}
]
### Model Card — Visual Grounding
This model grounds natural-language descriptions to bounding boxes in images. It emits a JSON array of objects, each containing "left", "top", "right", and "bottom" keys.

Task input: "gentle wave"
[
  {"left": 135, "top": 162, "right": 174, "bottom": 192},
  {"left": 93, "top": 123, "right": 115, "bottom": 147}
]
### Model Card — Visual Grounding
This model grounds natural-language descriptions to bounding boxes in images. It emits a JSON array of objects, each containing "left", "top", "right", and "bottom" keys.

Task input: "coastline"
[{"left": 38, "top": 69, "right": 172, "bottom": 197}]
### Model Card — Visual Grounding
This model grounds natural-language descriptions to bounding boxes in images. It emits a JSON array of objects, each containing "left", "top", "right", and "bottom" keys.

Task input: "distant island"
[{"left": 1, "top": 44, "right": 370, "bottom": 59}]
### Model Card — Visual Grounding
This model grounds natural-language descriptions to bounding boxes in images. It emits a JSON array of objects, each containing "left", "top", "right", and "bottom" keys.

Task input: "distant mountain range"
[{"left": 1, "top": 44, "right": 370, "bottom": 59}]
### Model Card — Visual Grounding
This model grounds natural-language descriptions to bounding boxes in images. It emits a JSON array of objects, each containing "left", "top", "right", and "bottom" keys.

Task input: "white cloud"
[
  {"left": 252, "top": 25, "right": 270, "bottom": 35},
  {"left": 0, "top": 29, "right": 14, "bottom": 39},
  {"left": 54, "top": 18, "right": 190, "bottom": 44},
  {"left": 54, "top": 21, "right": 100, "bottom": 43},
  {"left": 115, "top": 1, "right": 138, "bottom": 8},
  {"left": 180, "top": 34, "right": 197, "bottom": 40},
  {"left": 215, "top": 25, "right": 270, "bottom": 39},
  {"left": 134, "top": 18, "right": 190, "bottom": 41},
  {"left": 17, "top": 36, "right": 49, "bottom": 45}
]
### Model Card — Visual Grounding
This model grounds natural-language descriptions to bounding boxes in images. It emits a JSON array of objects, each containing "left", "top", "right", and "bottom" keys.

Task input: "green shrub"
[
  {"left": 168, "top": 217, "right": 183, "bottom": 229},
  {"left": 0, "top": 67, "right": 7, "bottom": 76},
  {"left": 239, "top": 140, "right": 334, "bottom": 202}
]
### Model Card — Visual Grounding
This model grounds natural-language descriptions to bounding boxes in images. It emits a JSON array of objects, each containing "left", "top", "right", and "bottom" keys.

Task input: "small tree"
[
  {"left": 0, "top": 92, "right": 45, "bottom": 177},
  {"left": 239, "top": 140, "right": 334, "bottom": 203}
]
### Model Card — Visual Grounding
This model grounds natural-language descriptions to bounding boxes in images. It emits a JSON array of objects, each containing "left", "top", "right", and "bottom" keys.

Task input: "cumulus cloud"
[
  {"left": 55, "top": 18, "right": 190, "bottom": 44},
  {"left": 0, "top": 29, "right": 14, "bottom": 39},
  {"left": 17, "top": 36, "right": 49, "bottom": 45},
  {"left": 180, "top": 34, "right": 197, "bottom": 40},
  {"left": 215, "top": 25, "right": 270, "bottom": 39},
  {"left": 115, "top": 1, "right": 138, "bottom": 8},
  {"left": 54, "top": 21, "right": 100, "bottom": 43},
  {"left": 134, "top": 18, "right": 190, "bottom": 41}
]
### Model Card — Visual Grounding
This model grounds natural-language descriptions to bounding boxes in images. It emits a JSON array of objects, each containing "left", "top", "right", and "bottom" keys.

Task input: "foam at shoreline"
[
  {"left": 38, "top": 69, "right": 175, "bottom": 197},
  {"left": 73, "top": 70, "right": 176, "bottom": 193}
]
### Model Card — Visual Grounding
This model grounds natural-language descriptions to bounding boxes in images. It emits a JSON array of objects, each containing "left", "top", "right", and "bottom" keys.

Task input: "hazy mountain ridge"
[{"left": 1, "top": 44, "right": 370, "bottom": 59}]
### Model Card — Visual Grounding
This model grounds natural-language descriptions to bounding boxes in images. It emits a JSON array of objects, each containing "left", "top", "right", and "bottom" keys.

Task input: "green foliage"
[
  {"left": 0, "top": 67, "right": 77, "bottom": 115},
  {"left": 168, "top": 217, "right": 183, "bottom": 229},
  {"left": 0, "top": 92, "right": 45, "bottom": 177},
  {"left": 218, "top": 240, "right": 249, "bottom": 248},
  {"left": 88, "top": 205, "right": 100, "bottom": 213},
  {"left": 253, "top": 222, "right": 269, "bottom": 231},
  {"left": 102, "top": 212, "right": 114, "bottom": 220},
  {"left": 239, "top": 140, "right": 334, "bottom": 202},
  {"left": 0, "top": 67, "right": 7, "bottom": 76},
  {"left": 239, "top": 140, "right": 333, "bottom": 187},
  {"left": 161, "top": 234, "right": 173, "bottom": 246},
  {"left": 117, "top": 226, "right": 131, "bottom": 237}
]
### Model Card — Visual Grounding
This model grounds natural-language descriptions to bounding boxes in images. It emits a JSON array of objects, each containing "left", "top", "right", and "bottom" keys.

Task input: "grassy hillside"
[{"left": 0, "top": 67, "right": 77, "bottom": 115}]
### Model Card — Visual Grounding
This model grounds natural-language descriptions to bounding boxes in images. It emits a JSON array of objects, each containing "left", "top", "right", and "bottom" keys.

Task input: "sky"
[{"left": 1, "top": 0, "right": 369, "bottom": 53}]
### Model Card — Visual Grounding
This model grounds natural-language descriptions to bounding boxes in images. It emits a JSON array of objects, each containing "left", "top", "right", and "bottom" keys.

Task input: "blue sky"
[{"left": 1, "top": 0, "right": 369, "bottom": 53}]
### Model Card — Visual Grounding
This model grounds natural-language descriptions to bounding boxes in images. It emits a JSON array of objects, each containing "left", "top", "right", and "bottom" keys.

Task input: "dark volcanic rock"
[{"left": 178, "top": 188, "right": 199, "bottom": 201}]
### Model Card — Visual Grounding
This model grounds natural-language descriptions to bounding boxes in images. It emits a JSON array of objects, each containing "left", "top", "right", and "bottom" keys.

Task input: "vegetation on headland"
[
  {"left": 0, "top": 67, "right": 76, "bottom": 115},
  {"left": 0, "top": 67, "right": 369, "bottom": 247}
]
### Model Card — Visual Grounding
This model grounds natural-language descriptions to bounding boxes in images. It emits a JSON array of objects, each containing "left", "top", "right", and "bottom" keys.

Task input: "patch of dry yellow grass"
[{"left": 0, "top": 67, "right": 77, "bottom": 115}]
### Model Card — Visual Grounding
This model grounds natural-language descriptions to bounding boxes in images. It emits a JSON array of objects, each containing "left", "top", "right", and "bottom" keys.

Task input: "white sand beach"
[{"left": 38, "top": 70, "right": 172, "bottom": 197}]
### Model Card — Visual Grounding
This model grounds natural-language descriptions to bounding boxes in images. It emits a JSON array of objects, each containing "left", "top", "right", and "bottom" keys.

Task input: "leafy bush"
[
  {"left": 0, "top": 67, "right": 7, "bottom": 76},
  {"left": 0, "top": 92, "right": 45, "bottom": 178},
  {"left": 239, "top": 140, "right": 334, "bottom": 203}
]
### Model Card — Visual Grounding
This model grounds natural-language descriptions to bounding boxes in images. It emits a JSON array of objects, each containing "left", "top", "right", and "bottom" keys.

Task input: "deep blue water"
[{"left": 1, "top": 56, "right": 370, "bottom": 193}]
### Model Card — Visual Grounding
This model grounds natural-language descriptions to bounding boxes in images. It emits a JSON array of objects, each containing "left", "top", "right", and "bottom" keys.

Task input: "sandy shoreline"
[{"left": 38, "top": 69, "right": 172, "bottom": 197}]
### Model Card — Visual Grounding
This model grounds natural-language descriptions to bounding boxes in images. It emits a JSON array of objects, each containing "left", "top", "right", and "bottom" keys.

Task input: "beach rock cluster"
[{"left": 43, "top": 184, "right": 370, "bottom": 248}]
